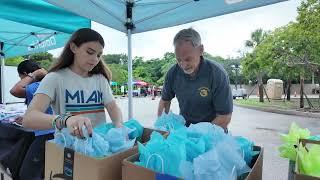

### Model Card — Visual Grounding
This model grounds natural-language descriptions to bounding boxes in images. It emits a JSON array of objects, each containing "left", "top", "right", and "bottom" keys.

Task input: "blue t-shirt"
[
  {"left": 26, "top": 82, "right": 54, "bottom": 136},
  {"left": 161, "top": 58, "right": 233, "bottom": 125}
]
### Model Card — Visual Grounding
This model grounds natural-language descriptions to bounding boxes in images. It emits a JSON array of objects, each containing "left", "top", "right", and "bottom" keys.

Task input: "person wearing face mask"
[{"left": 157, "top": 28, "right": 233, "bottom": 132}]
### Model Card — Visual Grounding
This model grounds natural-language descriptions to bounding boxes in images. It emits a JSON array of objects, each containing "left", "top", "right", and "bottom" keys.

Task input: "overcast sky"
[{"left": 50, "top": 0, "right": 301, "bottom": 60}]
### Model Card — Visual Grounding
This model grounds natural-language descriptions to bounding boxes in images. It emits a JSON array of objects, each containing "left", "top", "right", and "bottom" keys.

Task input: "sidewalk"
[
  {"left": 235, "top": 103, "right": 320, "bottom": 119},
  {"left": 247, "top": 94, "right": 320, "bottom": 99}
]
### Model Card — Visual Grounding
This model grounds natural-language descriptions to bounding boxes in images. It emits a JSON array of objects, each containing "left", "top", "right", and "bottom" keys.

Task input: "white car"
[
  {"left": 312, "top": 84, "right": 320, "bottom": 94},
  {"left": 232, "top": 88, "right": 247, "bottom": 99}
]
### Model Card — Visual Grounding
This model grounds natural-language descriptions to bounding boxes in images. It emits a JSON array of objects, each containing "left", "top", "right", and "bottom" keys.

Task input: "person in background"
[
  {"left": 151, "top": 86, "right": 155, "bottom": 100},
  {"left": 148, "top": 87, "right": 151, "bottom": 96},
  {"left": 157, "top": 28, "right": 233, "bottom": 132},
  {"left": 10, "top": 60, "right": 54, "bottom": 179},
  {"left": 137, "top": 87, "right": 141, "bottom": 97},
  {"left": 10, "top": 60, "right": 52, "bottom": 118},
  {"left": 23, "top": 28, "right": 123, "bottom": 139}
]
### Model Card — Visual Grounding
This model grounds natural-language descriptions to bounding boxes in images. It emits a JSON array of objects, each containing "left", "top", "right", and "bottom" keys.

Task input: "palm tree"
[{"left": 245, "top": 28, "right": 268, "bottom": 102}]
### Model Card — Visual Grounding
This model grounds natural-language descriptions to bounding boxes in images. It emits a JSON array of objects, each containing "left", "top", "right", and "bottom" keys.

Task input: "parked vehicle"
[
  {"left": 311, "top": 84, "right": 320, "bottom": 94},
  {"left": 232, "top": 88, "right": 247, "bottom": 99}
]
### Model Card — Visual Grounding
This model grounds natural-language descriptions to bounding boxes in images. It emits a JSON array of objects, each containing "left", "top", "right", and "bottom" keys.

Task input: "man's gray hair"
[{"left": 173, "top": 28, "right": 202, "bottom": 47}]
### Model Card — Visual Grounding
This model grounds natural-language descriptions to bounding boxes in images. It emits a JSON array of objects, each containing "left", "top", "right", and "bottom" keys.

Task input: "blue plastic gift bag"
[
  {"left": 138, "top": 131, "right": 187, "bottom": 177},
  {"left": 156, "top": 173, "right": 180, "bottom": 180},
  {"left": 105, "top": 126, "right": 136, "bottom": 153},
  {"left": 154, "top": 112, "right": 186, "bottom": 131}
]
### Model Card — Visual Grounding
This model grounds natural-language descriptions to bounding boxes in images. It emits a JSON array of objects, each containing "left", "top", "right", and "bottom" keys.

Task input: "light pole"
[{"left": 231, "top": 64, "right": 241, "bottom": 90}]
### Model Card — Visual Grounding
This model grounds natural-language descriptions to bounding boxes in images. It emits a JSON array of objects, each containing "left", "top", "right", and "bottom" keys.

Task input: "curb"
[{"left": 234, "top": 104, "right": 320, "bottom": 119}]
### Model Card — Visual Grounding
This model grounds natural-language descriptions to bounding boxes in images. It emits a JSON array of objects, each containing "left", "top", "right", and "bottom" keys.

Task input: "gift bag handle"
[{"left": 146, "top": 153, "right": 164, "bottom": 174}]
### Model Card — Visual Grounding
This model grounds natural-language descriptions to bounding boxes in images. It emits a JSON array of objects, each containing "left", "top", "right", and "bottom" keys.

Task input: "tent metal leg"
[
  {"left": 127, "top": 29, "right": 133, "bottom": 119},
  {"left": 0, "top": 47, "right": 5, "bottom": 104}
]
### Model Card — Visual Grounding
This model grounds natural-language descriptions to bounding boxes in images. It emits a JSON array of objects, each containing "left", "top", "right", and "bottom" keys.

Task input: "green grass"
[{"left": 234, "top": 98, "right": 320, "bottom": 110}]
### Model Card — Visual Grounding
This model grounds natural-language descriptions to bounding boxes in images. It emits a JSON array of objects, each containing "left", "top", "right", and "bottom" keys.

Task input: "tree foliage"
[
  {"left": 248, "top": 0, "right": 320, "bottom": 83},
  {"left": 4, "top": 52, "right": 54, "bottom": 69},
  {"left": 4, "top": 56, "right": 24, "bottom": 66},
  {"left": 240, "top": 0, "right": 320, "bottom": 105}
]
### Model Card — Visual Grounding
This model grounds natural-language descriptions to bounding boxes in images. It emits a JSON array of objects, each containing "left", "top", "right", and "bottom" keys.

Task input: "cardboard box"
[
  {"left": 0, "top": 164, "right": 13, "bottom": 180},
  {"left": 122, "top": 145, "right": 263, "bottom": 180},
  {"left": 245, "top": 146, "right": 264, "bottom": 180},
  {"left": 294, "top": 139, "right": 320, "bottom": 180},
  {"left": 45, "top": 128, "right": 167, "bottom": 180},
  {"left": 288, "top": 160, "right": 295, "bottom": 180}
]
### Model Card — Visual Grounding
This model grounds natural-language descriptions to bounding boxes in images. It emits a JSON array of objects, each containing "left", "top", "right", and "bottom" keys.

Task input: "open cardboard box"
[
  {"left": 294, "top": 139, "right": 320, "bottom": 180},
  {"left": 45, "top": 127, "right": 167, "bottom": 180},
  {"left": 122, "top": 145, "right": 263, "bottom": 180}
]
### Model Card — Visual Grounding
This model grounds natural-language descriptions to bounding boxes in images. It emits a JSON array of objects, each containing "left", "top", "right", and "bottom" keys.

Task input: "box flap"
[{"left": 294, "top": 139, "right": 320, "bottom": 180}]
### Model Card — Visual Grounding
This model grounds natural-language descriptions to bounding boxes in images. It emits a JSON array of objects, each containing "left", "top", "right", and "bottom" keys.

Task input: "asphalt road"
[{"left": 115, "top": 97, "right": 320, "bottom": 180}]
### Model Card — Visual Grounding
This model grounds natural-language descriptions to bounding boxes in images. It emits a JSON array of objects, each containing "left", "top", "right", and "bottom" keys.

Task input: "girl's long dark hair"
[{"left": 49, "top": 28, "right": 111, "bottom": 81}]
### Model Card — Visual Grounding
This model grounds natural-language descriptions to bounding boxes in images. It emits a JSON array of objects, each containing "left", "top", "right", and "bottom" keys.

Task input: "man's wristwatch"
[{"left": 27, "top": 73, "right": 36, "bottom": 81}]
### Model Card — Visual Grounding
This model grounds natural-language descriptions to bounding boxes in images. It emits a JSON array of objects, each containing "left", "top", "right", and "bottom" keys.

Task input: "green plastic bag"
[
  {"left": 278, "top": 122, "right": 310, "bottom": 161},
  {"left": 297, "top": 143, "right": 320, "bottom": 177}
]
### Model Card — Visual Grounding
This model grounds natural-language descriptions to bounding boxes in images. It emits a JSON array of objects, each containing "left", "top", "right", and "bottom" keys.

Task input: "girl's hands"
[
  {"left": 14, "top": 116, "right": 23, "bottom": 125},
  {"left": 114, "top": 122, "right": 123, "bottom": 128},
  {"left": 66, "top": 115, "right": 93, "bottom": 138}
]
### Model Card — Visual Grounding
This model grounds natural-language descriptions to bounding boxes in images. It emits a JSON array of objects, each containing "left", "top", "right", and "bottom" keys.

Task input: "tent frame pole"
[
  {"left": 126, "top": 0, "right": 135, "bottom": 119},
  {"left": 127, "top": 29, "right": 133, "bottom": 119},
  {"left": 0, "top": 42, "right": 5, "bottom": 104}
]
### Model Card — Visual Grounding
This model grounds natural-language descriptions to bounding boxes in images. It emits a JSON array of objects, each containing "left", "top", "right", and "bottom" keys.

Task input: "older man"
[{"left": 157, "top": 28, "right": 233, "bottom": 132}]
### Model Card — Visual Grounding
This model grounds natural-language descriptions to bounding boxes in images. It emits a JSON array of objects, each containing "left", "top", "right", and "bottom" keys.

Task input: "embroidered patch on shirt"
[{"left": 198, "top": 87, "right": 210, "bottom": 97}]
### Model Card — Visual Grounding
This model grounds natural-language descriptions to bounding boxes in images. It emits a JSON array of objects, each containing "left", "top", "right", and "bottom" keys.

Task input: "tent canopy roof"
[
  {"left": 0, "top": 0, "right": 91, "bottom": 58},
  {"left": 46, "top": 0, "right": 287, "bottom": 34}
]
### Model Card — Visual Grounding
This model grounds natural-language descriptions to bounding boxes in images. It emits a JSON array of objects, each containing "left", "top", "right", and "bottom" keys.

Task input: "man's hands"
[
  {"left": 157, "top": 99, "right": 171, "bottom": 117},
  {"left": 211, "top": 113, "right": 232, "bottom": 132}
]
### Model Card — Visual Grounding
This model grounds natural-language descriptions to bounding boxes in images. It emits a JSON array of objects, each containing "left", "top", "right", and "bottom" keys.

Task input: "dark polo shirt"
[{"left": 161, "top": 57, "right": 233, "bottom": 125}]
